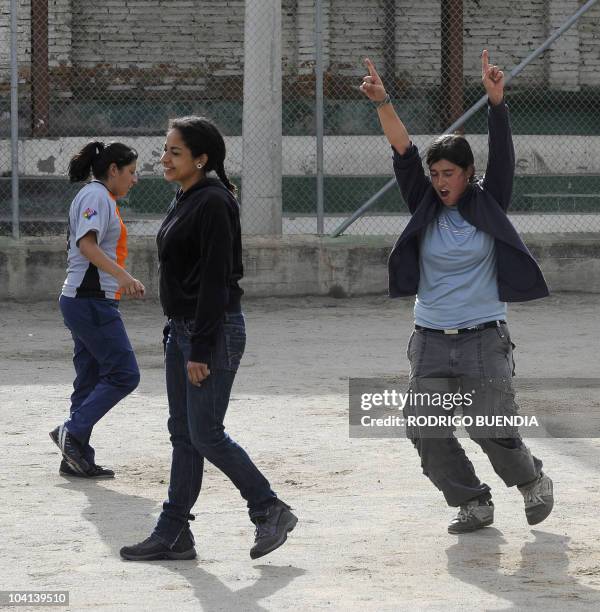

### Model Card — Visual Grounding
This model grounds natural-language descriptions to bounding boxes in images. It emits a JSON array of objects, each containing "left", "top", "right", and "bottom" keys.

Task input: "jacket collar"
[
  {"left": 175, "top": 176, "right": 228, "bottom": 204},
  {"left": 452, "top": 183, "right": 475, "bottom": 211}
]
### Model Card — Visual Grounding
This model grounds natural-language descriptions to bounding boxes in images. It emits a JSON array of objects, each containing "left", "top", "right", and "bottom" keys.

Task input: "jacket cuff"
[
  {"left": 392, "top": 142, "right": 419, "bottom": 167},
  {"left": 488, "top": 99, "right": 508, "bottom": 113},
  {"left": 190, "top": 341, "right": 212, "bottom": 364}
]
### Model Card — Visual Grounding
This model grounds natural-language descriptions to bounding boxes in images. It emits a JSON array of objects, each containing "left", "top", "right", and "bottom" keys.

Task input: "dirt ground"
[{"left": 1, "top": 293, "right": 600, "bottom": 611}]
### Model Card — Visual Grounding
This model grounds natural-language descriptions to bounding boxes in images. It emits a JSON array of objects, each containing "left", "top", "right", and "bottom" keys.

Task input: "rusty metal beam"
[
  {"left": 31, "top": 0, "right": 49, "bottom": 136},
  {"left": 383, "top": 0, "right": 397, "bottom": 96},
  {"left": 441, "top": 0, "right": 464, "bottom": 131}
]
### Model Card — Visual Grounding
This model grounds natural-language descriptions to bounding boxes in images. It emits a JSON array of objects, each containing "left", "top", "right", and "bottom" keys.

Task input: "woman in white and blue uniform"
[{"left": 50, "top": 141, "right": 144, "bottom": 479}]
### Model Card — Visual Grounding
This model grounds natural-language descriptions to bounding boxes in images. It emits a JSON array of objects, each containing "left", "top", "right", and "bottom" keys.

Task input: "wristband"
[{"left": 374, "top": 93, "right": 391, "bottom": 109}]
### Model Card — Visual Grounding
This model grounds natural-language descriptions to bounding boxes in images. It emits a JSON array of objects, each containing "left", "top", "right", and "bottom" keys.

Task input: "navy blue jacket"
[{"left": 388, "top": 102, "right": 549, "bottom": 302}]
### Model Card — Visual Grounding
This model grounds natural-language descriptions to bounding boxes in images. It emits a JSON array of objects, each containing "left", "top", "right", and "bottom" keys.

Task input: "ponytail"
[
  {"left": 68, "top": 141, "right": 138, "bottom": 183},
  {"left": 215, "top": 161, "right": 238, "bottom": 196},
  {"left": 68, "top": 141, "right": 104, "bottom": 182}
]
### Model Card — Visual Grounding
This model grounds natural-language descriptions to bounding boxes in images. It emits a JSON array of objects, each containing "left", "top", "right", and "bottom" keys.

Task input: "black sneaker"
[
  {"left": 49, "top": 425, "right": 92, "bottom": 475},
  {"left": 59, "top": 459, "right": 115, "bottom": 479},
  {"left": 250, "top": 499, "right": 298, "bottom": 560},
  {"left": 120, "top": 530, "right": 196, "bottom": 561},
  {"left": 448, "top": 499, "right": 494, "bottom": 534}
]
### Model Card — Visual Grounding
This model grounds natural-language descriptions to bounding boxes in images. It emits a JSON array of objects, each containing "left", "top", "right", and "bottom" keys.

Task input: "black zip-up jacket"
[
  {"left": 388, "top": 102, "right": 550, "bottom": 302},
  {"left": 156, "top": 177, "right": 243, "bottom": 363}
]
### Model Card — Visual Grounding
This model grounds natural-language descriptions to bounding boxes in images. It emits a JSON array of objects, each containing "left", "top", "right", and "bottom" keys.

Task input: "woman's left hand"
[
  {"left": 187, "top": 361, "right": 210, "bottom": 386},
  {"left": 482, "top": 49, "right": 504, "bottom": 106}
]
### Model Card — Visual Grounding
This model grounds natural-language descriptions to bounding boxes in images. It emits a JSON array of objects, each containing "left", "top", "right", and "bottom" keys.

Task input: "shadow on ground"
[
  {"left": 446, "top": 527, "right": 600, "bottom": 609},
  {"left": 58, "top": 481, "right": 306, "bottom": 612}
]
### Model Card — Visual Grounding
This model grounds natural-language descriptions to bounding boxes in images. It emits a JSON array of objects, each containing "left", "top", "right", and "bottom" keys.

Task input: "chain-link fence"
[
  {"left": 325, "top": 0, "right": 600, "bottom": 236},
  {"left": 1, "top": 0, "right": 600, "bottom": 238}
]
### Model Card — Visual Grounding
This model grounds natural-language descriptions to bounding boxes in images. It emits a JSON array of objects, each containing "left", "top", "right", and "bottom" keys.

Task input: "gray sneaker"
[
  {"left": 448, "top": 500, "right": 494, "bottom": 534},
  {"left": 518, "top": 472, "right": 554, "bottom": 525}
]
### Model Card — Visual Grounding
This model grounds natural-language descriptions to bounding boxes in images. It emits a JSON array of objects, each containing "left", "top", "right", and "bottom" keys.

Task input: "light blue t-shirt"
[{"left": 414, "top": 205, "right": 507, "bottom": 329}]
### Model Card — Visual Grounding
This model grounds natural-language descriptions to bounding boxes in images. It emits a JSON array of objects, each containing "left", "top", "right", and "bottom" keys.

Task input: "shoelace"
[
  {"left": 456, "top": 505, "right": 475, "bottom": 523},
  {"left": 522, "top": 477, "right": 549, "bottom": 505},
  {"left": 254, "top": 518, "right": 276, "bottom": 539},
  {"left": 523, "top": 484, "right": 547, "bottom": 505},
  {"left": 523, "top": 490, "right": 543, "bottom": 504},
  {"left": 253, "top": 502, "right": 291, "bottom": 538}
]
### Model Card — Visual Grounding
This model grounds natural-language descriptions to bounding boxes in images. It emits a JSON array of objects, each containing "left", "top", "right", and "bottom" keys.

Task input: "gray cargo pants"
[{"left": 405, "top": 322, "right": 542, "bottom": 507}]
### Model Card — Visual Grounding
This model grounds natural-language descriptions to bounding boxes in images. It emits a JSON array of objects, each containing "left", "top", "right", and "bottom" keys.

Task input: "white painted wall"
[{"left": 4, "top": 134, "right": 600, "bottom": 177}]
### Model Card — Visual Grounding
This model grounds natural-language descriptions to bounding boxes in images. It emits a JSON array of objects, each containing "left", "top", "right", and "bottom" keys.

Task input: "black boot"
[
  {"left": 120, "top": 530, "right": 196, "bottom": 561},
  {"left": 250, "top": 499, "right": 298, "bottom": 560}
]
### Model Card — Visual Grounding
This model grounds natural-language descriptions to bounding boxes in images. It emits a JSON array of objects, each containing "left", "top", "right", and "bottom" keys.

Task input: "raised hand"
[
  {"left": 482, "top": 49, "right": 504, "bottom": 106},
  {"left": 359, "top": 58, "right": 387, "bottom": 103}
]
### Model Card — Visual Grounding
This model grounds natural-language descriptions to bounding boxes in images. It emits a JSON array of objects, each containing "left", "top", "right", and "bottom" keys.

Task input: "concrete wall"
[
  {"left": 1, "top": 234, "right": 599, "bottom": 301},
  {"left": 2, "top": 0, "right": 600, "bottom": 90}
]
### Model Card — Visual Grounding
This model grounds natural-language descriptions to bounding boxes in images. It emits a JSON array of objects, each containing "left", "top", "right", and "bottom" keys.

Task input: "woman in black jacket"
[
  {"left": 120, "top": 117, "right": 297, "bottom": 561},
  {"left": 359, "top": 51, "right": 554, "bottom": 534}
]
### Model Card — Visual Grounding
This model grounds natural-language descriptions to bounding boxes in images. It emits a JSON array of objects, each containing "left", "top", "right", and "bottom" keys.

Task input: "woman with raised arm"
[
  {"left": 50, "top": 141, "right": 144, "bottom": 478},
  {"left": 360, "top": 51, "right": 554, "bottom": 533},
  {"left": 120, "top": 116, "right": 297, "bottom": 562}
]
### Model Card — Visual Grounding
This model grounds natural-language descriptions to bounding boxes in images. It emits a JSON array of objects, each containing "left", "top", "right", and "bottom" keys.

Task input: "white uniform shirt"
[{"left": 62, "top": 181, "right": 128, "bottom": 300}]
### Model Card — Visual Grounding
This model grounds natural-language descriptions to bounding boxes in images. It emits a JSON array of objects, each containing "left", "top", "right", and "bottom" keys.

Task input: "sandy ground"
[{"left": 1, "top": 293, "right": 600, "bottom": 611}]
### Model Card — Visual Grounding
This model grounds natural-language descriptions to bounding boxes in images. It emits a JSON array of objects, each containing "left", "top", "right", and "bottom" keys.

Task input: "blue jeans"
[
  {"left": 153, "top": 312, "right": 276, "bottom": 547},
  {"left": 59, "top": 295, "right": 140, "bottom": 463}
]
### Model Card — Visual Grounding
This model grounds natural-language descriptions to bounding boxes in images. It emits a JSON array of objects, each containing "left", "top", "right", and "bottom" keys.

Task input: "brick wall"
[
  {"left": 0, "top": 0, "right": 71, "bottom": 77},
  {"left": 1, "top": 0, "right": 599, "bottom": 91},
  {"left": 578, "top": 2, "right": 600, "bottom": 88},
  {"left": 72, "top": 1, "right": 244, "bottom": 72},
  {"left": 464, "top": 0, "right": 547, "bottom": 86},
  {"left": 0, "top": 0, "right": 31, "bottom": 82},
  {"left": 395, "top": 1, "right": 442, "bottom": 86},
  {"left": 48, "top": 0, "right": 72, "bottom": 68}
]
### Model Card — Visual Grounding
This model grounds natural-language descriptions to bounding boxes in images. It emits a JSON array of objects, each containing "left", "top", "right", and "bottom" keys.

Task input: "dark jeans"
[
  {"left": 59, "top": 295, "right": 140, "bottom": 463},
  {"left": 405, "top": 322, "right": 542, "bottom": 507},
  {"left": 153, "top": 312, "right": 276, "bottom": 547}
]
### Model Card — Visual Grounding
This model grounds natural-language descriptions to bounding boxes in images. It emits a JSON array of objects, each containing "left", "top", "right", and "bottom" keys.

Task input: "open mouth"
[{"left": 440, "top": 189, "right": 450, "bottom": 198}]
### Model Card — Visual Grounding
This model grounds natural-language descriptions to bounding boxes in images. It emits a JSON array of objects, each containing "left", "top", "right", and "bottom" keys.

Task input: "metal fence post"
[
  {"left": 241, "top": 0, "right": 283, "bottom": 235},
  {"left": 10, "top": 0, "right": 20, "bottom": 240},
  {"left": 315, "top": 0, "right": 325, "bottom": 235},
  {"left": 31, "top": 0, "right": 50, "bottom": 137}
]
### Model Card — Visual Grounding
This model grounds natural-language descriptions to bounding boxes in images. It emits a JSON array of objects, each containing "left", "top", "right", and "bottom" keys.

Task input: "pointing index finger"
[
  {"left": 482, "top": 49, "right": 490, "bottom": 77},
  {"left": 365, "top": 57, "right": 379, "bottom": 80}
]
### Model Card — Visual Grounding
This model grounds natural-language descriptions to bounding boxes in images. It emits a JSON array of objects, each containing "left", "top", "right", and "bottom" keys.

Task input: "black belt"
[{"left": 415, "top": 320, "right": 506, "bottom": 335}]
